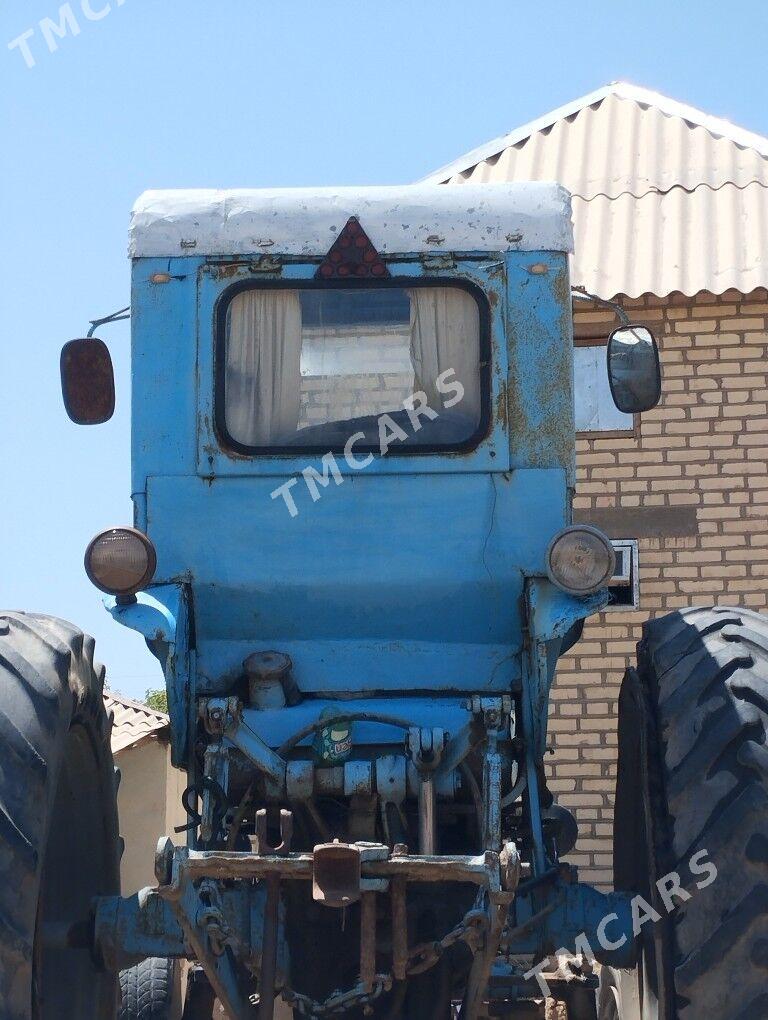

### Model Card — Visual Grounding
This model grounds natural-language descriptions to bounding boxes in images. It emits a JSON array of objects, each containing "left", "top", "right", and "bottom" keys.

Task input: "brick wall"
[
  {"left": 548, "top": 288, "right": 768, "bottom": 889},
  {"left": 299, "top": 324, "right": 413, "bottom": 427}
]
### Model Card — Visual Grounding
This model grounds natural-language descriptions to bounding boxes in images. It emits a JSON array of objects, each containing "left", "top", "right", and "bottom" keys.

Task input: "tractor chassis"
[
  {"left": 94, "top": 838, "right": 635, "bottom": 1019},
  {"left": 92, "top": 582, "right": 638, "bottom": 1017}
]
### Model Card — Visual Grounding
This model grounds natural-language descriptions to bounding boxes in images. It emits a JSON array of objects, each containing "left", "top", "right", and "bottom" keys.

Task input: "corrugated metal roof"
[
  {"left": 423, "top": 82, "right": 768, "bottom": 298},
  {"left": 573, "top": 183, "right": 768, "bottom": 298},
  {"left": 104, "top": 691, "right": 169, "bottom": 754}
]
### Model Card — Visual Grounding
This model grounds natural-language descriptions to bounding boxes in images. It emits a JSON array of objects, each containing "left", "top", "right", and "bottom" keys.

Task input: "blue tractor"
[{"left": 2, "top": 183, "right": 764, "bottom": 1019}]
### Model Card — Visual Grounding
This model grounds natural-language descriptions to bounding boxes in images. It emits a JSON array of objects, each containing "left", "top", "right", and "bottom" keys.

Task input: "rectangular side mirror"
[
  {"left": 607, "top": 325, "right": 661, "bottom": 414},
  {"left": 60, "top": 338, "right": 115, "bottom": 424}
]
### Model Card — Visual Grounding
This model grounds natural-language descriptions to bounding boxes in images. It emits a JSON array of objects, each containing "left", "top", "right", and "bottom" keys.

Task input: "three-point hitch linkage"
[{"left": 93, "top": 696, "right": 634, "bottom": 1018}]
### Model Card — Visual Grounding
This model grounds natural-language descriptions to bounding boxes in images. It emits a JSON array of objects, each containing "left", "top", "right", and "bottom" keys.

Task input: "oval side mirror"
[
  {"left": 60, "top": 338, "right": 115, "bottom": 424},
  {"left": 607, "top": 325, "right": 661, "bottom": 414}
]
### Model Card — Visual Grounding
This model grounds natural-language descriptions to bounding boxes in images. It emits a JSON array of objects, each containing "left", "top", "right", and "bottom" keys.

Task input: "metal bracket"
[
  {"left": 108, "top": 583, "right": 193, "bottom": 767},
  {"left": 156, "top": 840, "right": 259, "bottom": 1018},
  {"left": 462, "top": 841, "right": 520, "bottom": 1020},
  {"left": 248, "top": 811, "right": 293, "bottom": 1019},
  {"left": 406, "top": 727, "right": 446, "bottom": 772},
  {"left": 376, "top": 755, "right": 407, "bottom": 847},
  {"left": 249, "top": 255, "right": 283, "bottom": 274},
  {"left": 201, "top": 743, "right": 229, "bottom": 844},
  {"left": 200, "top": 697, "right": 287, "bottom": 791},
  {"left": 250, "top": 809, "right": 293, "bottom": 856},
  {"left": 466, "top": 698, "right": 513, "bottom": 852},
  {"left": 468, "top": 696, "right": 513, "bottom": 737},
  {"left": 407, "top": 728, "right": 446, "bottom": 855},
  {"left": 200, "top": 696, "right": 238, "bottom": 737}
]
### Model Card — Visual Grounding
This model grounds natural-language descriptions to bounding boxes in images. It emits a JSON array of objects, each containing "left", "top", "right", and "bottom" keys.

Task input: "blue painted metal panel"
[
  {"left": 130, "top": 258, "right": 203, "bottom": 494},
  {"left": 144, "top": 468, "right": 565, "bottom": 695},
  {"left": 505, "top": 254, "right": 575, "bottom": 487},
  {"left": 525, "top": 577, "right": 611, "bottom": 756},
  {"left": 197, "top": 638, "right": 520, "bottom": 696},
  {"left": 239, "top": 698, "right": 470, "bottom": 748}
]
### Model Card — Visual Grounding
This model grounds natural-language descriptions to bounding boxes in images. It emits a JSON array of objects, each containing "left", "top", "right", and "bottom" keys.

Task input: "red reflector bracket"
[{"left": 316, "top": 216, "right": 390, "bottom": 280}]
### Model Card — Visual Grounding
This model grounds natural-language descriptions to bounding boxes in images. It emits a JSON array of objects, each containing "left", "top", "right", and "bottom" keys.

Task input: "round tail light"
[
  {"left": 546, "top": 526, "right": 615, "bottom": 596},
  {"left": 85, "top": 527, "right": 156, "bottom": 596}
]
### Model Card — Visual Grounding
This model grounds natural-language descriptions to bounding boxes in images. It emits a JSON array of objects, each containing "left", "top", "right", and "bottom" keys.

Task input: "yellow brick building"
[{"left": 425, "top": 82, "right": 768, "bottom": 887}]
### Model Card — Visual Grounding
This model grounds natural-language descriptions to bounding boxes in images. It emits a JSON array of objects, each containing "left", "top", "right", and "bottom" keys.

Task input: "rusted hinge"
[
  {"left": 420, "top": 253, "right": 456, "bottom": 271},
  {"left": 248, "top": 255, "right": 283, "bottom": 274}
]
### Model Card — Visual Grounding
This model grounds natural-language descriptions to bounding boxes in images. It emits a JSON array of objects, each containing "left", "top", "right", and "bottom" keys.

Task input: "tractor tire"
[
  {"left": 0, "top": 612, "right": 120, "bottom": 1020},
  {"left": 600, "top": 606, "right": 768, "bottom": 1019},
  {"left": 119, "top": 957, "right": 178, "bottom": 1019}
]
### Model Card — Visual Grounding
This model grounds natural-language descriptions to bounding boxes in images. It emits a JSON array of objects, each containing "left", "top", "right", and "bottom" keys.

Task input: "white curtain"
[
  {"left": 225, "top": 290, "right": 303, "bottom": 445},
  {"left": 407, "top": 288, "right": 481, "bottom": 421}
]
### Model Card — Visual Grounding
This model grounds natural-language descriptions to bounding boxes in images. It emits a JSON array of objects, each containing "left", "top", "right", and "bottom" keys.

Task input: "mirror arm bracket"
[
  {"left": 571, "top": 287, "right": 629, "bottom": 326},
  {"left": 87, "top": 305, "right": 131, "bottom": 338}
]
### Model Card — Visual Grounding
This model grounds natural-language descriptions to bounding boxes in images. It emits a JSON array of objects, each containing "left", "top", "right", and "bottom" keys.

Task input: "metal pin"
[
  {"left": 391, "top": 877, "right": 408, "bottom": 982},
  {"left": 360, "top": 891, "right": 377, "bottom": 992}
]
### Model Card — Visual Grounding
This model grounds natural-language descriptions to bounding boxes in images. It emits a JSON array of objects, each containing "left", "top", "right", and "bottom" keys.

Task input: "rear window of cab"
[{"left": 216, "top": 282, "right": 490, "bottom": 456}]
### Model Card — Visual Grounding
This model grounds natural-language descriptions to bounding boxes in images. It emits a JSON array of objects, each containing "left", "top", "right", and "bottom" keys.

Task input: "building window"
[
  {"left": 574, "top": 342, "right": 634, "bottom": 434},
  {"left": 606, "top": 539, "right": 640, "bottom": 610}
]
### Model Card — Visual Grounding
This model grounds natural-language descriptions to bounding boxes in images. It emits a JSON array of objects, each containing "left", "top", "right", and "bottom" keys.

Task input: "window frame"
[
  {"left": 605, "top": 538, "right": 640, "bottom": 611},
  {"left": 573, "top": 334, "right": 638, "bottom": 438},
  {"left": 214, "top": 277, "right": 493, "bottom": 458}
]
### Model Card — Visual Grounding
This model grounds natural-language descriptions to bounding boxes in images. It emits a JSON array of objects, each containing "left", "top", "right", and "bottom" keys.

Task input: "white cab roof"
[{"left": 129, "top": 183, "right": 573, "bottom": 258}]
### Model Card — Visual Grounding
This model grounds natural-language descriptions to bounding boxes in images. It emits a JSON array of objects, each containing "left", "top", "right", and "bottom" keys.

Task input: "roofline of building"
[
  {"left": 421, "top": 81, "right": 768, "bottom": 184},
  {"left": 112, "top": 730, "right": 168, "bottom": 755},
  {"left": 105, "top": 689, "right": 170, "bottom": 724}
]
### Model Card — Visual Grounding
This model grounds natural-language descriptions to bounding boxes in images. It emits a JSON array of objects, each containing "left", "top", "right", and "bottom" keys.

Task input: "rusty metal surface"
[
  {"left": 391, "top": 877, "right": 408, "bottom": 982},
  {"left": 312, "top": 842, "right": 362, "bottom": 907},
  {"left": 257, "top": 876, "right": 280, "bottom": 1020},
  {"left": 360, "top": 892, "right": 377, "bottom": 992},
  {"left": 175, "top": 845, "right": 503, "bottom": 887},
  {"left": 60, "top": 337, "right": 115, "bottom": 424},
  {"left": 250, "top": 809, "right": 293, "bottom": 856}
]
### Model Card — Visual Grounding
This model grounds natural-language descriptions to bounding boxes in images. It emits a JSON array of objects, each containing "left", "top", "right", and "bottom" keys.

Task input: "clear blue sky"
[{"left": 2, "top": 0, "right": 767, "bottom": 699}]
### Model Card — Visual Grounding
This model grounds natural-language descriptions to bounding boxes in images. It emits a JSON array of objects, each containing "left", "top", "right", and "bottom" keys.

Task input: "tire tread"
[
  {"left": 0, "top": 612, "right": 117, "bottom": 1020},
  {"left": 639, "top": 606, "right": 768, "bottom": 1018},
  {"left": 118, "top": 957, "right": 174, "bottom": 1020}
]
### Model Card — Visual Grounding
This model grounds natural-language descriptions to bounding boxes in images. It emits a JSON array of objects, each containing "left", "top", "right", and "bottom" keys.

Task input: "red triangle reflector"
[{"left": 316, "top": 217, "right": 390, "bottom": 280}]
